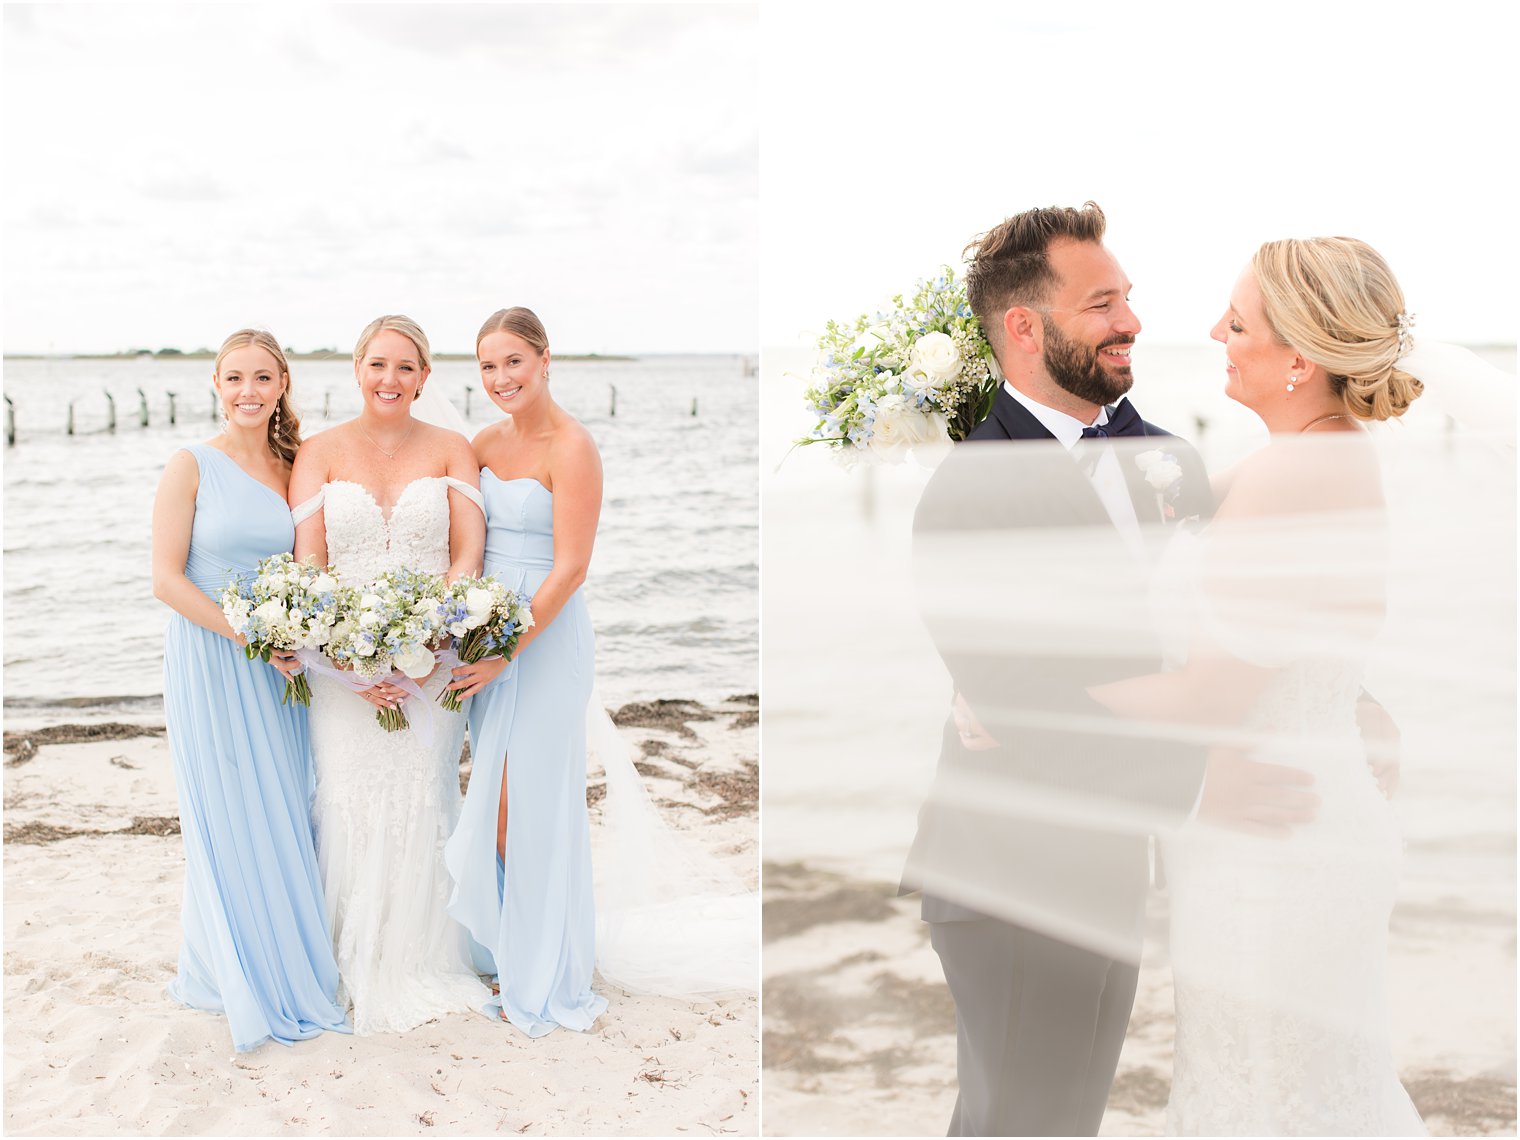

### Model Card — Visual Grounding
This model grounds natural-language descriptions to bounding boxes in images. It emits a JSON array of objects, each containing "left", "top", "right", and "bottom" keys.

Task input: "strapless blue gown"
[
  {"left": 445, "top": 471, "right": 608, "bottom": 1035},
  {"left": 162, "top": 443, "right": 348, "bottom": 1051}
]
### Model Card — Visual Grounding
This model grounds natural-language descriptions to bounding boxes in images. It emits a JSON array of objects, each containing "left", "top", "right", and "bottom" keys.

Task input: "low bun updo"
[{"left": 1252, "top": 237, "right": 1423, "bottom": 422}]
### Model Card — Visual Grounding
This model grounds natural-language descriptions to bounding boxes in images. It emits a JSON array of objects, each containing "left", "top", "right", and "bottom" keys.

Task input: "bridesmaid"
[
  {"left": 150, "top": 328, "right": 348, "bottom": 1051},
  {"left": 444, "top": 306, "right": 609, "bottom": 1035}
]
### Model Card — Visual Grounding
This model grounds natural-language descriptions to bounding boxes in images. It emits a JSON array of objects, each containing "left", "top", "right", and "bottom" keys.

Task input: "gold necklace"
[
  {"left": 357, "top": 419, "right": 415, "bottom": 460},
  {"left": 1300, "top": 413, "right": 1354, "bottom": 433}
]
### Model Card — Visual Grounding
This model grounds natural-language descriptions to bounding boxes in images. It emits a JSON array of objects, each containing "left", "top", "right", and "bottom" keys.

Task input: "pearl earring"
[
  {"left": 1286, "top": 375, "right": 1297, "bottom": 393},
  {"left": 273, "top": 402, "right": 281, "bottom": 437}
]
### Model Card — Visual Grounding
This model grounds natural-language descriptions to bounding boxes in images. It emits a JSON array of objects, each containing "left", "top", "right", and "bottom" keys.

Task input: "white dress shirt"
[
  {"left": 1000, "top": 384, "right": 1203, "bottom": 844},
  {"left": 1002, "top": 382, "right": 1144, "bottom": 557}
]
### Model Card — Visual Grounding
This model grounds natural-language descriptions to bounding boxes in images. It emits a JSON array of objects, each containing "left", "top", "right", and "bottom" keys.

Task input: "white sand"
[
  {"left": 760, "top": 864, "right": 1516, "bottom": 1137},
  {"left": 3, "top": 703, "right": 758, "bottom": 1137}
]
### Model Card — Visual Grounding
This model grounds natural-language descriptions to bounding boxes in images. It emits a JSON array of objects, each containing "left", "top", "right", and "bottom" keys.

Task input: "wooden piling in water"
[
  {"left": 609, "top": 384, "right": 618, "bottom": 417},
  {"left": 167, "top": 391, "right": 178, "bottom": 425},
  {"left": 691, "top": 397, "right": 698, "bottom": 417},
  {"left": 104, "top": 390, "right": 117, "bottom": 433},
  {"left": 66, "top": 403, "right": 75, "bottom": 436},
  {"left": 463, "top": 386, "right": 473, "bottom": 418},
  {"left": 4, "top": 395, "right": 14, "bottom": 446},
  {"left": 323, "top": 390, "right": 331, "bottom": 419},
  {"left": 137, "top": 388, "right": 149, "bottom": 427}
]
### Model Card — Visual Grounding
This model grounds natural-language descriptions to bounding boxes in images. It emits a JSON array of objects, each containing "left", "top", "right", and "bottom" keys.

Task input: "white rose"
[
  {"left": 252, "top": 599, "right": 286, "bottom": 627},
  {"left": 910, "top": 331, "right": 961, "bottom": 382},
  {"left": 358, "top": 610, "right": 383, "bottom": 628},
  {"left": 870, "top": 395, "right": 947, "bottom": 460},
  {"left": 312, "top": 573, "right": 338, "bottom": 594},
  {"left": 465, "top": 588, "right": 494, "bottom": 620},
  {"left": 393, "top": 642, "right": 436, "bottom": 679},
  {"left": 1144, "top": 459, "right": 1183, "bottom": 490},
  {"left": 1135, "top": 449, "right": 1163, "bottom": 472}
]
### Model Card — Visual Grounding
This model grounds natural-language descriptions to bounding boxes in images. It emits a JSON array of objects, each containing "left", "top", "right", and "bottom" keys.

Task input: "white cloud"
[{"left": 3, "top": 2, "right": 759, "bottom": 354}]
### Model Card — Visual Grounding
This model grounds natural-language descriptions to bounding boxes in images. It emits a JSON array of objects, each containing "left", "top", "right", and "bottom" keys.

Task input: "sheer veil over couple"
[{"left": 901, "top": 201, "right": 1510, "bottom": 1136}]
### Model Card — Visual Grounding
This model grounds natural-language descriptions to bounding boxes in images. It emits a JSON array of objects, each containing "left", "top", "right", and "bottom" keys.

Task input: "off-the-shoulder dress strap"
[
  {"left": 443, "top": 477, "right": 485, "bottom": 514},
  {"left": 291, "top": 486, "right": 325, "bottom": 526}
]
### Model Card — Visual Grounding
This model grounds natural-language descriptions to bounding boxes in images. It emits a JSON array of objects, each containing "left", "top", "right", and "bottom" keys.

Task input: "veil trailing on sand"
[{"left": 588, "top": 696, "right": 759, "bottom": 998}]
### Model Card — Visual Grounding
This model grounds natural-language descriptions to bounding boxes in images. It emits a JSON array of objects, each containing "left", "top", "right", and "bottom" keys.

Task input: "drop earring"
[
  {"left": 273, "top": 401, "right": 282, "bottom": 438},
  {"left": 1286, "top": 374, "right": 1297, "bottom": 393}
]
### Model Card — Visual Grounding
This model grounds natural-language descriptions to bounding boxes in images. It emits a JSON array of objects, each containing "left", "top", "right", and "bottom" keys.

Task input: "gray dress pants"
[{"left": 930, "top": 918, "right": 1139, "bottom": 1137}]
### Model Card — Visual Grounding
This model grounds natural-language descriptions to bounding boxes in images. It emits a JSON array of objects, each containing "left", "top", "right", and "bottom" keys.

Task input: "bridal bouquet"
[
  {"left": 325, "top": 567, "right": 450, "bottom": 732},
  {"left": 798, "top": 267, "right": 998, "bottom": 463},
  {"left": 436, "top": 576, "right": 534, "bottom": 713},
  {"left": 222, "top": 552, "right": 343, "bottom": 706}
]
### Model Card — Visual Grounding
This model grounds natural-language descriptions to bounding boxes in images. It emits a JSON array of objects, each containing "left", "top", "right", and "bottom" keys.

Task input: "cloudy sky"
[
  {"left": 760, "top": 1, "right": 1517, "bottom": 350},
  {"left": 3, "top": 3, "right": 757, "bottom": 355}
]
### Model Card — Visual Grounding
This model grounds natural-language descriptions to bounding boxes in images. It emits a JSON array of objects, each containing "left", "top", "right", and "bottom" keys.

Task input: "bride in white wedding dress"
[
  {"left": 289, "top": 315, "right": 491, "bottom": 1034},
  {"left": 1091, "top": 238, "right": 1428, "bottom": 1134}
]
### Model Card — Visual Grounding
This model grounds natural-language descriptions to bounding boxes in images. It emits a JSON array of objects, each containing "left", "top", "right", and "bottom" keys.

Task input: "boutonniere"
[{"left": 1135, "top": 450, "right": 1185, "bottom": 520}]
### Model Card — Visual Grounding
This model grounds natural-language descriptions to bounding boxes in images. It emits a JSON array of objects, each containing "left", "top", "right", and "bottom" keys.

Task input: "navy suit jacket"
[{"left": 903, "top": 386, "right": 1214, "bottom": 926}]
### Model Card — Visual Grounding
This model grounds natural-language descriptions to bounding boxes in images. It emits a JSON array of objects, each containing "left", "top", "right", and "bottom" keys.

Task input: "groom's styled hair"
[{"left": 965, "top": 201, "right": 1107, "bottom": 351}]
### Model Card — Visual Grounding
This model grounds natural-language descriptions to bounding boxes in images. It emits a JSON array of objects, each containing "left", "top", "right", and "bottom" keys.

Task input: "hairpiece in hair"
[{"left": 1395, "top": 311, "right": 1416, "bottom": 358}]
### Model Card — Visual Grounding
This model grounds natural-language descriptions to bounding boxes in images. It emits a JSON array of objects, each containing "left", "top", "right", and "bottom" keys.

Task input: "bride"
[
  {"left": 1090, "top": 237, "right": 1427, "bottom": 1134},
  {"left": 288, "top": 314, "right": 491, "bottom": 1034}
]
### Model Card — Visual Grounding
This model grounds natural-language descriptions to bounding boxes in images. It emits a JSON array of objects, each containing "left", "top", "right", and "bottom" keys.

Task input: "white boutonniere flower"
[{"left": 1136, "top": 449, "right": 1185, "bottom": 520}]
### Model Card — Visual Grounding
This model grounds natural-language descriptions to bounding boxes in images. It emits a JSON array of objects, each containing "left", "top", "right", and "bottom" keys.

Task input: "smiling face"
[
  {"left": 478, "top": 329, "right": 550, "bottom": 415},
  {"left": 1211, "top": 266, "right": 1297, "bottom": 412},
  {"left": 215, "top": 344, "right": 286, "bottom": 430},
  {"left": 356, "top": 328, "right": 428, "bottom": 415},
  {"left": 1037, "top": 240, "right": 1140, "bottom": 405}
]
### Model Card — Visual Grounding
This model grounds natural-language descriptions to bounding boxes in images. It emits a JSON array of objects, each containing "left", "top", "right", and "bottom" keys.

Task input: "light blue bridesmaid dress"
[
  {"left": 444, "top": 470, "right": 609, "bottom": 1036},
  {"left": 162, "top": 443, "right": 349, "bottom": 1051}
]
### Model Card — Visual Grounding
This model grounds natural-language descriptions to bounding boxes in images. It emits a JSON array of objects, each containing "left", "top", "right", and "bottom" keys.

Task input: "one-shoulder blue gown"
[
  {"left": 162, "top": 443, "right": 349, "bottom": 1051},
  {"left": 445, "top": 471, "right": 608, "bottom": 1035}
]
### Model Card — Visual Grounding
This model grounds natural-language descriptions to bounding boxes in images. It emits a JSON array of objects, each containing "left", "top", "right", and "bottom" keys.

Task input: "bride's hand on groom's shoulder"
[{"left": 448, "top": 656, "right": 509, "bottom": 700}]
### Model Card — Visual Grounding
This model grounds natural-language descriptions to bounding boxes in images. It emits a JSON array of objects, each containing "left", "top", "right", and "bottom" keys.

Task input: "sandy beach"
[
  {"left": 761, "top": 859, "right": 1516, "bottom": 1137},
  {"left": 3, "top": 697, "right": 758, "bottom": 1137}
]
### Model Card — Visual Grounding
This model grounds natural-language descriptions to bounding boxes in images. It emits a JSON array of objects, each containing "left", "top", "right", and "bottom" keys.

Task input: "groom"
[{"left": 902, "top": 202, "right": 1321, "bottom": 1136}]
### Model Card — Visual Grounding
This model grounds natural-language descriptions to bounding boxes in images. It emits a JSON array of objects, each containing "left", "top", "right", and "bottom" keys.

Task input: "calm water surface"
[{"left": 3, "top": 354, "right": 757, "bottom": 723}]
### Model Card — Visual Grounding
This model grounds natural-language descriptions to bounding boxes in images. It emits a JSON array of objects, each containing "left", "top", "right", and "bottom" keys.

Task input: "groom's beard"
[{"left": 1041, "top": 319, "right": 1135, "bottom": 406}]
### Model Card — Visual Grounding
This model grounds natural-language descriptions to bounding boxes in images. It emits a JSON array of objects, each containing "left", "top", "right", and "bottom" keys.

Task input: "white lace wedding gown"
[
  {"left": 300, "top": 478, "right": 491, "bottom": 1034},
  {"left": 1155, "top": 527, "right": 1425, "bottom": 1135}
]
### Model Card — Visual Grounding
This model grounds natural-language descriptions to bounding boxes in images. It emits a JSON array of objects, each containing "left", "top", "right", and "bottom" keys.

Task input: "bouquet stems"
[
  {"left": 375, "top": 704, "right": 410, "bottom": 732},
  {"left": 282, "top": 672, "right": 313, "bottom": 707}
]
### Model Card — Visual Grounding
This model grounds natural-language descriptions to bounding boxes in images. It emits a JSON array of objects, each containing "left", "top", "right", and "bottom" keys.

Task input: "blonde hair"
[
  {"left": 214, "top": 328, "right": 300, "bottom": 465},
  {"left": 475, "top": 306, "right": 549, "bottom": 356},
  {"left": 1252, "top": 237, "right": 1422, "bottom": 421},
  {"left": 354, "top": 314, "right": 432, "bottom": 372}
]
